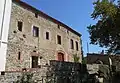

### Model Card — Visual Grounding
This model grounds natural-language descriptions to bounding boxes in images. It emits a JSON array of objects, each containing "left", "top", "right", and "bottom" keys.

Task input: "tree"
[
  {"left": 73, "top": 54, "right": 80, "bottom": 63},
  {"left": 88, "top": 0, "right": 120, "bottom": 53}
]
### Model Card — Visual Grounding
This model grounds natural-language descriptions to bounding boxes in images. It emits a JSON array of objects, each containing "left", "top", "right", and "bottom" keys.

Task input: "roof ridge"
[{"left": 12, "top": 0, "right": 81, "bottom": 36}]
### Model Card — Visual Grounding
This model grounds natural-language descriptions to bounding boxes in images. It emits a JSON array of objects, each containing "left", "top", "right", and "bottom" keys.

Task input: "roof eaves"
[{"left": 12, "top": 0, "right": 81, "bottom": 37}]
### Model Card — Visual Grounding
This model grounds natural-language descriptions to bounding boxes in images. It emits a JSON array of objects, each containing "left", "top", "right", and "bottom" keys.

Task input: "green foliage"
[
  {"left": 82, "top": 57, "right": 87, "bottom": 64},
  {"left": 88, "top": 0, "right": 120, "bottom": 53},
  {"left": 73, "top": 54, "right": 80, "bottom": 63},
  {"left": 92, "top": 0, "right": 117, "bottom": 19}
]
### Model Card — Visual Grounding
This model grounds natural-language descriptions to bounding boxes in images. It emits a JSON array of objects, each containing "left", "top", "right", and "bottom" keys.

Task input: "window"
[
  {"left": 18, "top": 52, "right": 21, "bottom": 60},
  {"left": 57, "top": 35, "right": 61, "bottom": 44},
  {"left": 32, "top": 56, "right": 38, "bottom": 68},
  {"left": 76, "top": 41, "right": 79, "bottom": 51},
  {"left": 1, "top": 72, "right": 5, "bottom": 75},
  {"left": 67, "top": 30, "right": 69, "bottom": 34},
  {"left": 33, "top": 26, "right": 39, "bottom": 37},
  {"left": 18, "top": 21, "right": 23, "bottom": 31},
  {"left": 46, "top": 32, "right": 49, "bottom": 40},
  {"left": 35, "top": 13, "right": 38, "bottom": 18},
  {"left": 70, "top": 39, "right": 74, "bottom": 49},
  {"left": 58, "top": 25, "right": 60, "bottom": 29}
]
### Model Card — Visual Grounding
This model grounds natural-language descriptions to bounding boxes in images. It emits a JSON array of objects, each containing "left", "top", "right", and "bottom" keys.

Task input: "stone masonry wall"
[
  {"left": 87, "top": 54, "right": 120, "bottom": 71},
  {"left": 0, "top": 66, "right": 48, "bottom": 83},
  {"left": 5, "top": 1, "right": 82, "bottom": 71},
  {"left": 0, "top": 61, "right": 110, "bottom": 83}
]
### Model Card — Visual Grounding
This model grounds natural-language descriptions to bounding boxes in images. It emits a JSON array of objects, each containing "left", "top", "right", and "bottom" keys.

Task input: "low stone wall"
[
  {"left": 0, "top": 66, "right": 48, "bottom": 83},
  {"left": 87, "top": 54, "right": 120, "bottom": 71},
  {"left": 48, "top": 61, "right": 110, "bottom": 83},
  {"left": 0, "top": 72, "right": 21, "bottom": 83},
  {"left": 87, "top": 64, "right": 110, "bottom": 83},
  {"left": 0, "top": 61, "right": 111, "bottom": 83},
  {"left": 48, "top": 60, "right": 88, "bottom": 83}
]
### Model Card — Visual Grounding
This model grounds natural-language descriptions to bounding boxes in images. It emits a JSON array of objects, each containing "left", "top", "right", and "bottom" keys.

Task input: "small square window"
[
  {"left": 58, "top": 25, "right": 60, "bottom": 29},
  {"left": 35, "top": 13, "right": 38, "bottom": 18},
  {"left": 67, "top": 30, "right": 69, "bottom": 34},
  {"left": 18, "top": 21, "right": 23, "bottom": 31},
  {"left": 57, "top": 35, "right": 61, "bottom": 44},
  {"left": 46, "top": 32, "right": 49, "bottom": 40},
  {"left": 33, "top": 26, "right": 39, "bottom": 37},
  {"left": 1, "top": 72, "right": 5, "bottom": 75}
]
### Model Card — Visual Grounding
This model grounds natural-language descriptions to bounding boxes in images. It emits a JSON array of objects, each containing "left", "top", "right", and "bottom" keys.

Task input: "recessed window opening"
[
  {"left": 1, "top": 72, "right": 5, "bottom": 75},
  {"left": 18, "top": 21, "right": 23, "bottom": 31},
  {"left": 18, "top": 52, "right": 21, "bottom": 60},
  {"left": 76, "top": 41, "right": 79, "bottom": 51},
  {"left": 35, "top": 13, "right": 38, "bottom": 18},
  {"left": 57, "top": 35, "right": 61, "bottom": 44},
  {"left": 67, "top": 30, "right": 69, "bottom": 34},
  {"left": 70, "top": 39, "right": 74, "bottom": 49},
  {"left": 46, "top": 32, "right": 49, "bottom": 40},
  {"left": 58, "top": 25, "right": 60, "bottom": 29},
  {"left": 33, "top": 26, "right": 39, "bottom": 37}
]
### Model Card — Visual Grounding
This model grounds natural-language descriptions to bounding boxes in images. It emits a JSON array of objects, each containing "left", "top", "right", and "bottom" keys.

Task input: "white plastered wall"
[{"left": 0, "top": 0, "right": 12, "bottom": 71}]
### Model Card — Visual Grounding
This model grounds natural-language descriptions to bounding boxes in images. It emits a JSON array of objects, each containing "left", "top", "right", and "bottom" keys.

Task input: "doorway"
[
  {"left": 32, "top": 56, "right": 38, "bottom": 68},
  {"left": 57, "top": 52, "right": 64, "bottom": 61}
]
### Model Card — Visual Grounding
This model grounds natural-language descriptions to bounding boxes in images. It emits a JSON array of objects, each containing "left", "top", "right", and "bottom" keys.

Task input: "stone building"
[
  {"left": 4, "top": 0, "right": 82, "bottom": 71},
  {"left": 87, "top": 53, "right": 120, "bottom": 71}
]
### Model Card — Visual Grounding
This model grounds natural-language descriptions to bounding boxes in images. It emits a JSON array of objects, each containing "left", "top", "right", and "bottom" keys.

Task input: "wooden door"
[
  {"left": 32, "top": 56, "right": 38, "bottom": 68},
  {"left": 58, "top": 53, "right": 64, "bottom": 61}
]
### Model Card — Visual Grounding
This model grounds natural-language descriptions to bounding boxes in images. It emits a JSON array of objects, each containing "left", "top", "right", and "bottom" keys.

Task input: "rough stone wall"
[
  {"left": 5, "top": 1, "right": 82, "bottom": 71},
  {"left": 110, "top": 55, "right": 120, "bottom": 71},
  {"left": 49, "top": 60, "right": 88, "bottom": 81},
  {"left": 0, "top": 61, "right": 110, "bottom": 83},
  {"left": 1, "top": 61, "right": 88, "bottom": 83},
  {"left": 0, "top": 72, "right": 22, "bottom": 83},
  {"left": 87, "top": 54, "right": 120, "bottom": 71},
  {"left": 87, "top": 64, "right": 110, "bottom": 83},
  {"left": 0, "top": 66, "right": 48, "bottom": 83}
]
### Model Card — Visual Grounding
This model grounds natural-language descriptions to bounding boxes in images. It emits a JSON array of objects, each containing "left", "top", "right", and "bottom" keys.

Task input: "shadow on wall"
[
  {"left": 48, "top": 60, "right": 88, "bottom": 83},
  {"left": 112, "top": 71, "right": 120, "bottom": 83}
]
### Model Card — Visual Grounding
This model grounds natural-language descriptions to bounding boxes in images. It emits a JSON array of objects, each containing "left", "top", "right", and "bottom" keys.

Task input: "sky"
[{"left": 22, "top": 0, "right": 106, "bottom": 56}]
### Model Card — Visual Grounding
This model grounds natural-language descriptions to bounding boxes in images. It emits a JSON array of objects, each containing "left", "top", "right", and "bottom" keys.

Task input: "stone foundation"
[{"left": 0, "top": 61, "right": 111, "bottom": 83}]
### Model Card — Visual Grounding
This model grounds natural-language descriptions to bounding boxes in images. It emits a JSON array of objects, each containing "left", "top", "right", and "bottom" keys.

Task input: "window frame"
[
  {"left": 18, "top": 21, "right": 23, "bottom": 31},
  {"left": 18, "top": 52, "right": 21, "bottom": 60},
  {"left": 70, "top": 39, "right": 74, "bottom": 49},
  {"left": 46, "top": 32, "right": 49, "bottom": 40},
  {"left": 33, "top": 26, "right": 39, "bottom": 37},
  {"left": 57, "top": 35, "right": 61, "bottom": 45},
  {"left": 58, "top": 25, "right": 60, "bottom": 29},
  {"left": 35, "top": 13, "right": 38, "bottom": 18},
  {"left": 76, "top": 41, "right": 79, "bottom": 51}
]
